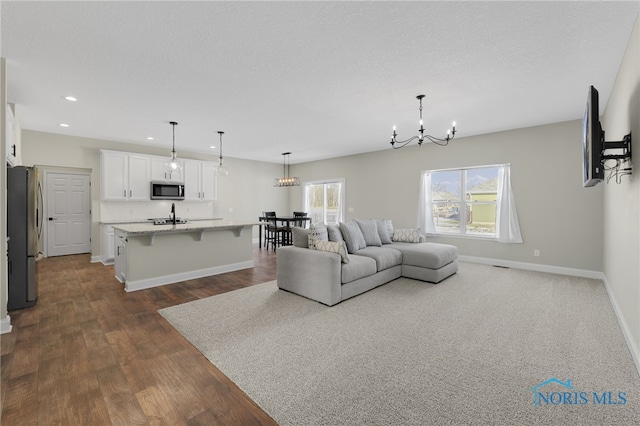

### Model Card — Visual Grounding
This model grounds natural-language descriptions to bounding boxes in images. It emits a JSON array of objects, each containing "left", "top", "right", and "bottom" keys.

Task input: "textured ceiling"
[{"left": 2, "top": 1, "right": 639, "bottom": 164}]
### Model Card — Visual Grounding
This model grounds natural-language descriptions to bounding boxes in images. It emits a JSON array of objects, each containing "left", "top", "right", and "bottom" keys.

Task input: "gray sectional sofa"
[{"left": 276, "top": 219, "right": 458, "bottom": 306}]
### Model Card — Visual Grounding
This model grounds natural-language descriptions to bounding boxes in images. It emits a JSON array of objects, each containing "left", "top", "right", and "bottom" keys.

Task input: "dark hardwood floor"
[{"left": 1, "top": 246, "right": 279, "bottom": 425}]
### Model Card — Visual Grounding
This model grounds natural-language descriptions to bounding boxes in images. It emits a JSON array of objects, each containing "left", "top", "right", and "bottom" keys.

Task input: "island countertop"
[{"left": 112, "top": 220, "right": 261, "bottom": 236}]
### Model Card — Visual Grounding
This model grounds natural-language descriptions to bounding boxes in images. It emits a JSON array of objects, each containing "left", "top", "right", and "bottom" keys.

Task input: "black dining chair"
[
  {"left": 263, "top": 211, "right": 285, "bottom": 250},
  {"left": 293, "top": 211, "right": 309, "bottom": 228}
]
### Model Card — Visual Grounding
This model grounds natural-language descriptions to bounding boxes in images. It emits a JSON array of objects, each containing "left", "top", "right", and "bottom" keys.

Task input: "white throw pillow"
[
  {"left": 313, "top": 240, "right": 350, "bottom": 263},
  {"left": 392, "top": 228, "right": 421, "bottom": 243}
]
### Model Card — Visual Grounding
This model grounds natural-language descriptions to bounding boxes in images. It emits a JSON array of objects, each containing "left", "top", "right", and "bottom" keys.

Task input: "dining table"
[{"left": 258, "top": 215, "right": 311, "bottom": 248}]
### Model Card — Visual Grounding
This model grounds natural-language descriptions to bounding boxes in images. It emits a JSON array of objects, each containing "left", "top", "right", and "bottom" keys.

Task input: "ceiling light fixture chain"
[{"left": 390, "top": 94, "right": 457, "bottom": 149}]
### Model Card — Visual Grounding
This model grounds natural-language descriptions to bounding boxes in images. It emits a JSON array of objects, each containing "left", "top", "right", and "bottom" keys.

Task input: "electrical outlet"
[
  {"left": 534, "top": 249, "right": 540, "bottom": 257},
  {"left": 229, "top": 207, "right": 234, "bottom": 213},
  {"left": 348, "top": 207, "right": 354, "bottom": 213}
]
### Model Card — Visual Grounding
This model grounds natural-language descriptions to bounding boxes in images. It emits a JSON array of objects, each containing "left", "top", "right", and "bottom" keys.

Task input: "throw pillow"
[
  {"left": 291, "top": 227, "right": 309, "bottom": 248},
  {"left": 313, "top": 240, "right": 350, "bottom": 264},
  {"left": 355, "top": 219, "right": 382, "bottom": 247},
  {"left": 376, "top": 220, "right": 393, "bottom": 244},
  {"left": 339, "top": 221, "right": 367, "bottom": 254},
  {"left": 384, "top": 219, "right": 394, "bottom": 239},
  {"left": 392, "top": 228, "right": 422, "bottom": 243},
  {"left": 308, "top": 223, "right": 328, "bottom": 249},
  {"left": 327, "top": 224, "right": 344, "bottom": 242}
]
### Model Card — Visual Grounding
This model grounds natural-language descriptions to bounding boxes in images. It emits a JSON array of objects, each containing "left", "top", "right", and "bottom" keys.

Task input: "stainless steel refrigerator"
[{"left": 7, "top": 165, "right": 40, "bottom": 310}]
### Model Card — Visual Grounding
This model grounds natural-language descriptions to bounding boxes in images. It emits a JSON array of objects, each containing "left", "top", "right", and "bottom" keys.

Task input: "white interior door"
[{"left": 46, "top": 172, "right": 91, "bottom": 257}]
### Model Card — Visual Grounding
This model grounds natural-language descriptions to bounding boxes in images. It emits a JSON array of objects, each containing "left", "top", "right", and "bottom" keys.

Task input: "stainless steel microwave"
[{"left": 150, "top": 181, "right": 185, "bottom": 200}]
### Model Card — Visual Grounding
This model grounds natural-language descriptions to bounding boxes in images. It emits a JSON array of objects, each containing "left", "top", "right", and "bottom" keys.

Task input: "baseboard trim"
[
  {"left": 124, "top": 260, "right": 255, "bottom": 292},
  {"left": 0, "top": 315, "right": 13, "bottom": 334},
  {"left": 601, "top": 275, "right": 640, "bottom": 378},
  {"left": 458, "top": 255, "right": 604, "bottom": 280}
]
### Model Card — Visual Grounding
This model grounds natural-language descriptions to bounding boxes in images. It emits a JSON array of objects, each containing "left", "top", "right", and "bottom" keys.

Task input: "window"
[
  {"left": 303, "top": 179, "right": 345, "bottom": 225},
  {"left": 419, "top": 164, "right": 522, "bottom": 243}
]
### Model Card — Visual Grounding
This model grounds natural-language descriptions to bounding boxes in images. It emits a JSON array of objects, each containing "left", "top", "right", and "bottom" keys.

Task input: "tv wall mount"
[{"left": 601, "top": 131, "right": 632, "bottom": 184}]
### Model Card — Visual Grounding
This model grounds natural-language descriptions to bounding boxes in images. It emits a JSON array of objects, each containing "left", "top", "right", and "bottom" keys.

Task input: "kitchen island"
[{"left": 112, "top": 220, "right": 260, "bottom": 292}]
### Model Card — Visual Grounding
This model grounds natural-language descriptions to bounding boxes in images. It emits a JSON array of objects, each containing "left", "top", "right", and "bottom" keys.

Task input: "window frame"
[
  {"left": 427, "top": 165, "right": 500, "bottom": 239},
  {"left": 302, "top": 178, "right": 346, "bottom": 225}
]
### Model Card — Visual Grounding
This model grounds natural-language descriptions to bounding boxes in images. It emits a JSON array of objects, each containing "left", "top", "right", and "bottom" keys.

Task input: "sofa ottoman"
[{"left": 391, "top": 242, "right": 458, "bottom": 283}]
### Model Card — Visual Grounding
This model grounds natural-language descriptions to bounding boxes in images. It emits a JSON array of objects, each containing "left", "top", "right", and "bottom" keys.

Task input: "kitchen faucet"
[{"left": 171, "top": 203, "right": 176, "bottom": 225}]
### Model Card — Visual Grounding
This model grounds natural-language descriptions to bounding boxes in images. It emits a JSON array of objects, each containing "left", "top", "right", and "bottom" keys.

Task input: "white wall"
[
  {"left": 1, "top": 57, "right": 10, "bottom": 332},
  {"left": 20, "top": 130, "right": 288, "bottom": 257},
  {"left": 290, "top": 120, "right": 604, "bottom": 273},
  {"left": 602, "top": 12, "right": 640, "bottom": 370}
]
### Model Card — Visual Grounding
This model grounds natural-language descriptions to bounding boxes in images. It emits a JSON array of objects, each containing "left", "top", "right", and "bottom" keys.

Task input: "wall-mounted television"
[{"left": 582, "top": 85, "right": 604, "bottom": 187}]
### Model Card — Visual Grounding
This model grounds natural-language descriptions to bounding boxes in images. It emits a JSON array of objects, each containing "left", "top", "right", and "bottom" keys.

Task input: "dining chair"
[
  {"left": 293, "top": 211, "right": 308, "bottom": 228},
  {"left": 263, "top": 211, "right": 285, "bottom": 250}
]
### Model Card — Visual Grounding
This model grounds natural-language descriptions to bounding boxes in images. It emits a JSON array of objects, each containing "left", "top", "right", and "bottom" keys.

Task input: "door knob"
[{"left": 48, "top": 217, "right": 57, "bottom": 221}]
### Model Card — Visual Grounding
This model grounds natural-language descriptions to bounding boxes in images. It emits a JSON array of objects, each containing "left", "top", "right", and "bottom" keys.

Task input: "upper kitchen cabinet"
[
  {"left": 101, "top": 150, "right": 151, "bottom": 201},
  {"left": 151, "top": 156, "right": 184, "bottom": 182},
  {"left": 183, "top": 160, "right": 217, "bottom": 201}
]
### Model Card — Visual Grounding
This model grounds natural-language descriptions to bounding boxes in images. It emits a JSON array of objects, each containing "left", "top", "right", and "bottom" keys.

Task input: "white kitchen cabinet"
[
  {"left": 101, "top": 150, "right": 150, "bottom": 201},
  {"left": 151, "top": 156, "right": 184, "bottom": 182},
  {"left": 114, "top": 229, "right": 127, "bottom": 283},
  {"left": 200, "top": 162, "right": 217, "bottom": 201},
  {"left": 5, "top": 105, "right": 17, "bottom": 166},
  {"left": 102, "top": 225, "right": 115, "bottom": 264},
  {"left": 183, "top": 160, "right": 217, "bottom": 201},
  {"left": 128, "top": 154, "right": 151, "bottom": 200}
]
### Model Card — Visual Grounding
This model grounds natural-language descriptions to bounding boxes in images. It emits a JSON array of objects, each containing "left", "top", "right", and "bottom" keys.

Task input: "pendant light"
[
  {"left": 216, "top": 131, "right": 229, "bottom": 176},
  {"left": 274, "top": 152, "right": 300, "bottom": 187},
  {"left": 165, "top": 121, "right": 183, "bottom": 173}
]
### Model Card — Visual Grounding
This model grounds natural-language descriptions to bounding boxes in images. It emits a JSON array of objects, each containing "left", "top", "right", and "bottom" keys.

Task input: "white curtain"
[
  {"left": 496, "top": 165, "right": 523, "bottom": 243},
  {"left": 418, "top": 171, "right": 437, "bottom": 235}
]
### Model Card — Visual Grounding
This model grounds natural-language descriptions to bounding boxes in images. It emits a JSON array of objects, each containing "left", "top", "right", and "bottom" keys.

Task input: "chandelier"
[
  {"left": 215, "top": 131, "right": 229, "bottom": 176},
  {"left": 165, "top": 121, "right": 183, "bottom": 172},
  {"left": 274, "top": 152, "right": 300, "bottom": 187},
  {"left": 390, "top": 94, "right": 457, "bottom": 149}
]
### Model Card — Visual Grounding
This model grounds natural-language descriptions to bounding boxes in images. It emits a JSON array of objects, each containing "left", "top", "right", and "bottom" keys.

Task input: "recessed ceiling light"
[
  {"left": 64, "top": 96, "right": 77, "bottom": 102},
  {"left": 209, "top": 145, "right": 216, "bottom": 149},
  {"left": 59, "top": 123, "right": 69, "bottom": 127},
  {"left": 146, "top": 136, "right": 155, "bottom": 141}
]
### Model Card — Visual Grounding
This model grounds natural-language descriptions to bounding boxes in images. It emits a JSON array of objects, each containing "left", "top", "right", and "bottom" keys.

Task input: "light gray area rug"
[{"left": 159, "top": 263, "right": 640, "bottom": 425}]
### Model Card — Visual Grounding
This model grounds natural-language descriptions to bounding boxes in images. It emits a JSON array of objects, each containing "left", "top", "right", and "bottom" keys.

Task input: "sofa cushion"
[
  {"left": 327, "top": 224, "right": 344, "bottom": 242},
  {"left": 376, "top": 220, "right": 393, "bottom": 244},
  {"left": 314, "top": 240, "right": 350, "bottom": 264},
  {"left": 391, "top": 242, "right": 458, "bottom": 269},
  {"left": 308, "top": 223, "right": 328, "bottom": 249},
  {"left": 339, "top": 221, "right": 367, "bottom": 254},
  {"left": 354, "top": 246, "right": 402, "bottom": 272},
  {"left": 392, "top": 228, "right": 421, "bottom": 243},
  {"left": 291, "top": 227, "right": 309, "bottom": 248},
  {"left": 355, "top": 219, "right": 382, "bottom": 247},
  {"left": 341, "top": 255, "right": 377, "bottom": 284}
]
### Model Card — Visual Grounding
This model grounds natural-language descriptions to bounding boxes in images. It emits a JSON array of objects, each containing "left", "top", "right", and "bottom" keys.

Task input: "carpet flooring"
[{"left": 158, "top": 262, "right": 640, "bottom": 425}]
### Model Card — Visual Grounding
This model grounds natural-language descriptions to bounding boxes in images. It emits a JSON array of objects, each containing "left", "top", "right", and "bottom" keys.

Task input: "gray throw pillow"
[
  {"left": 291, "top": 227, "right": 309, "bottom": 248},
  {"left": 339, "top": 221, "right": 367, "bottom": 254},
  {"left": 355, "top": 219, "right": 382, "bottom": 247},
  {"left": 327, "top": 224, "right": 344, "bottom": 242},
  {"left": 308, "top": 223, "right": 328, "bottom": 249},
  {"left": 376, "top": 220, "right": 393, "bottom": 244}
]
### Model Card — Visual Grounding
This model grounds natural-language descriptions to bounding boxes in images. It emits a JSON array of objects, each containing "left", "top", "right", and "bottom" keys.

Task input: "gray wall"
[
  {"left": 20, "top": 130, "right": 288, "bottom": 256},
  {"left": 290, "top": 120, "right": 604, "bottom": 272},
  {"left": 602, "top": 13, "right": 640, "bottom": 368}
]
